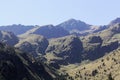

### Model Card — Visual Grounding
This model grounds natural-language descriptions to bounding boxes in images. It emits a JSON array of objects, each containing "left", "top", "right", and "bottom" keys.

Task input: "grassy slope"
[{"left": 60, "top": 48, "right": 120, "bottom": 80}]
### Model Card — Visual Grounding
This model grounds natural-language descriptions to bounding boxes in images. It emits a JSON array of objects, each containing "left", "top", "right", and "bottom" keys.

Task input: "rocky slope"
[
  {"left": 15, "top": 22, "right": 120, "bottom": 70},
  {"left": 15, "top": 34, "right": 49, "bottom": 57},
  {"left": 58, "top": 19, "right": 90, "bottom": 31},
  {"left": 53, "top": 21, "right": 120, "bottom": 80},
  {"left": 0, "top": 43, "right": 55, "bottom": 80},
  {"left": 44, "top": 23, "right": 120, "bottom": 68},
  {"left": 0, "top": 30, "right": 19, "bottom": 46},
  {"left": 57, "top": 19, "right": 102, "bottom": 36},
  {"left": 0, "top": 24, "right": 34, "bottom": 35},
  {"left": 45, "top": 35, "right": 83, "bottom": 68},
  {"left": 62, "top": 48, "right": 120, "bottom": 80},
  {"left": 21, "top": 25, "right": 69, "bottom": 39},
  {"left": 109, "top": 17, "right": 120, "bottom": 26}
]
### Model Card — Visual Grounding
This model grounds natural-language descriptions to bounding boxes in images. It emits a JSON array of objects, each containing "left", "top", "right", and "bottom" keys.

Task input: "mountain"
[
  {"left": 58, "top": 19, "right": 90, "bottom": 32},
  {"left": 15, "top": 34, "right": 49, "bottom": 57},
  {"left": 44, "top": 35, "right": 83, "bottom": 68},
  {"left": 44, "top": 23, "right": 120, "bottom": 68},
  {"left": 79, "top": 23, "right": 120, "bottom": 60},
  {"left": 81, "top": 35, "right": 119, "bottom": 60},
  {"left": 62, "top": 48, "right": 120, "bottom": 80},
  {"left": 20, "top": 25, "right": 69, "bottom": 39},
  {"left": 0, "top": 24, "right": 34, "bottom": 35},
  {"left": 95, "top": 23, "right": 120, "bottom": 42},
  {"left": 109, "top": 17, "right": 120, "bottom": 26},
  {"left": 0, "top": 43, "right": 54, "bottom": 80},
  {"left": 54, "top": 23, "right": 120, "bottom": 80},
  {"left": 0, "top": 18, "right": 120, "bottom": 80},
  {"left": 57, "top": 19, "right": 105, "bottom": 36},
  {"left": 0, "top": 30, "right": 19, "bottom": 46},
  {"left": 92, "top": 25, "right": 107, "bottom": 33}
]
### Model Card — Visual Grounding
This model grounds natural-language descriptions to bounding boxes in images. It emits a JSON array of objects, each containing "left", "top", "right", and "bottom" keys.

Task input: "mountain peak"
[
  {"left": 58, "top": 18, "right": 90, "bottom": 31},
  {"left": 109, "top": 17, "right": 120, "bottom": 25},
  {"left": 67, "top": 18, "right": 78, "bottom": 22},
  {"left": 64, "top": 18, "right": 85, "bottom": 24}
]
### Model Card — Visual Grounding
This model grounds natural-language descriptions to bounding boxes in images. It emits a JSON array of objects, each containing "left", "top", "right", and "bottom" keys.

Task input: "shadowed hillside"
[
  {"left": 0, "top": 43, "right": 55, "bottom": 80},
  {"left": 0, "top": 31, "right": 19, "bottom": 46}
]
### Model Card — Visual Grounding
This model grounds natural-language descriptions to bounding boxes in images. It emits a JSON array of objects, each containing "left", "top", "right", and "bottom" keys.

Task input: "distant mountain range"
[
  {"left": 0, "top": 18, "right": 119, "bottom": 38},
  {"left": 0, "top": 24, "right": 34, "bottom": 35},
  {"left": 20, "top": 25, "right": 69, "bottom": 39}
]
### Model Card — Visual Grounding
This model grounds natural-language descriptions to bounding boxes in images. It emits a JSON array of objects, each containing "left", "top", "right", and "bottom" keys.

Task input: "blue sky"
[{"left": 0, "top": 0, "right": 120, "bottom": 26}]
